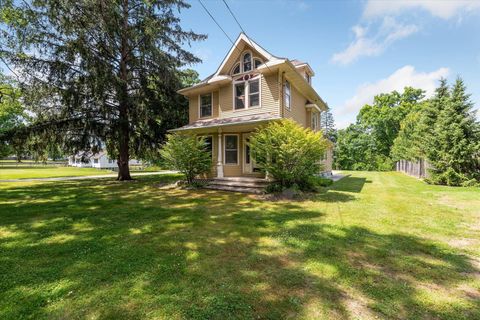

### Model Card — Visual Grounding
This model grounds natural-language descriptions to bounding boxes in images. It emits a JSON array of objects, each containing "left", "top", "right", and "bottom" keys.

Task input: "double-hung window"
[
  {"left": 234, "top": 83, "right": 246, "bottom": 110},
  {"left": 234, "top": 76, "right": 260, "bottom": 110},
  {"left": 224, "top": 135, "right": 238, "bottom": 165},
  {"left": 284, "top": 80, "right": 291, "bottom": 110},
  {"left": 200, "top": 94, "right": 212, "bottom": 118},
  {"left": 248, "top": 79, "right": 259, "bottom": 107}
]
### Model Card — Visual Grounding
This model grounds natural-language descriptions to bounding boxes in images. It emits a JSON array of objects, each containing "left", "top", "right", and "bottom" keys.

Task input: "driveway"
[{"left": 0, "top": 171, "right": 179, "bottom": 182}]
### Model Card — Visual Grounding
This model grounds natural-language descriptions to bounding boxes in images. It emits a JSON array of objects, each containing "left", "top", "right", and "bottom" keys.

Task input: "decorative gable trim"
[{"left": 214, "top": 33, "right": 280, "bottom": 77}]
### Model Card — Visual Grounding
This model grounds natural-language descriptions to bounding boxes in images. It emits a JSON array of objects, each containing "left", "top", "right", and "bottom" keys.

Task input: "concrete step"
[
  {"left": 204, "top": 184, "right": 264, "bottom": 194},
  {"left": 213, "top": 177, "right": 268, "bottom": 184},
  {"left": 208, "top": 180, "right": 266, "bottom": 188}
]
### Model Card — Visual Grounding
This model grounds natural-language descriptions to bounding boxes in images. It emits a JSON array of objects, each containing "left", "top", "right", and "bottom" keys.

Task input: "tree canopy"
[{"left": 0, "top": 0, "right": 205, "bottom": 179}]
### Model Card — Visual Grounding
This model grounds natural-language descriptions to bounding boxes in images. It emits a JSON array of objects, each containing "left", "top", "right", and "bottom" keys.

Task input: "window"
[
  {"left": 94, "top": 158, "right": 99, "bottom": 164},
  {"left": 242, "top": 52, "right": 252, "bottom": 72},
  {"left": 224, "top": 135, "right": 238, "bottom": 164},
  {"left": 199, "top": 94, "right": 212, "bottom": 118},
  {"left": 232, "top": 63, "right": 240, "bottom": 75},
  {"left": 108, "top": 159, "right": 114, "bottom": 164},
  {"left": 254, "top": 58, "right": 262, "bottom": 69},
  {"left": 311, "top": 112, "right": 319, "bottom": 131},
  {"left": 249, "top": 79, "right": 259, "bottom": 107},
  {"left": 284, "top": 80, "right": 291, "bottom": 110},
  {"left": 234, "top": 82, "right": 245, "bottom": 110}
]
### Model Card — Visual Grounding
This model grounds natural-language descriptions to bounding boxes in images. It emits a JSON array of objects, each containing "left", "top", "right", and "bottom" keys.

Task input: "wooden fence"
[{"left": 396, "top": 159, "right": 430, "bottom": 178}]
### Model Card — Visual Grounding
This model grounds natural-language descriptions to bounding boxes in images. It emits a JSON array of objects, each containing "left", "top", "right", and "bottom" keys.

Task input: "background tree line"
[{"left": 334, "top": 78, "right": 480, "bottom": 186}]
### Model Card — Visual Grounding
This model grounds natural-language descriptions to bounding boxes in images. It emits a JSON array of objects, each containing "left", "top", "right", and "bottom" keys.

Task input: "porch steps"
[{"left": 204, "top": 177, "right": 269, "bottom": 194}]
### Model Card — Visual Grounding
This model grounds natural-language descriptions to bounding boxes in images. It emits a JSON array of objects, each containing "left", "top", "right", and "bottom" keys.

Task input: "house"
[
  {"left": 68, "top": 151, "right": 141, "bottom": 169},
  {"left": 171, "top": 33, "right": 333, "bottom": 180}
]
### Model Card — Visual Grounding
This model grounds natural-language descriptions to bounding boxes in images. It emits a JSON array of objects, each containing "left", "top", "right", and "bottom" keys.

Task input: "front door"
[{"left": 243, "top": 133, "right": 253, "bottom": 174}]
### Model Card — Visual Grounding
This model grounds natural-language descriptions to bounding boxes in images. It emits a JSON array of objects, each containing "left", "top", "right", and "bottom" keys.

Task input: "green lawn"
[
  {"left": 0, "top": 166, "right": 113, "bottom": 180},
  {"left": 0, "top": 172, "right": 479, "bottom": 319}
]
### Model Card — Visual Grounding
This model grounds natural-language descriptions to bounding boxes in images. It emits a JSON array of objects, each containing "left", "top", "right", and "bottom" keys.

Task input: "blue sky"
[{"left": 179, "top": 0, "right": 480, "bottom": 128}]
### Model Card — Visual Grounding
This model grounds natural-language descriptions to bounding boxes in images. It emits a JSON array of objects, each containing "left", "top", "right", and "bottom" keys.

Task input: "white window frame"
[
  {"left": 284, "top": 80, "right": 291, "bottom": 111},
  {"left": 242, "top": 51, "right": 252, "bottom": 73},
  {"left": 198, "top": 93, "right": 213, "bottom": 119},
  {"left": 230, "top": 50, "right": 263, "bottom": 76},
  {"left": 231, "top": 62, "right": 241, "bottom": 75},
  {"left": 311, "top": 111, "right": 319, "bottom": 131},
  {"left": 232, "top": 75, "right": 262, "bottom": 111},
  {"left": 224, "top": 134, "right": 239, "bottom": 165}
]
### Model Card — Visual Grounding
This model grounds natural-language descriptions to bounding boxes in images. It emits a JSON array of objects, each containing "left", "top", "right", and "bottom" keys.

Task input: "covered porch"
[{"left": 170, "top": 113, "right": 281, "bottom": 178}]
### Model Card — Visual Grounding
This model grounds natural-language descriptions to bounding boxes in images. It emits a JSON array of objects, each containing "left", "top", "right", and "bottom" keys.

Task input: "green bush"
[
  {"left": 428, "top": 167, "right": 471, "bottom": 187},
  {"left": 160, "top": 133, "right": 212, "bottom": 184},
  {"left": 250, "top": 119, "right": 329, "bottom": 189}
]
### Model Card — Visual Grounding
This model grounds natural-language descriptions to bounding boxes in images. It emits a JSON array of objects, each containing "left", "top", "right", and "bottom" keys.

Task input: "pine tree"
[
  {"left": 431, "top": 78, "right": 480, "bottom": 181},
  {"left": 0, "top": 0, "right": 205, "bottom": 180},
  {"left": 417, "top": 79, "right": 450, "bottom": 163}
]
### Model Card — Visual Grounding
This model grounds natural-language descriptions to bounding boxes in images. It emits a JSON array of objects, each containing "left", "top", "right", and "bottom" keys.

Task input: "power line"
[
  {"left": 221, "top": 0, "right": 277, "bottom": 77},
  {"left": 197, "top": 0, "right": 235, "bottom": 46}
]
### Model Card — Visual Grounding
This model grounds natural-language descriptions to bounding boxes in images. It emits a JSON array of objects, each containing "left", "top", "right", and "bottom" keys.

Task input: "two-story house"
[{"left": 171, "top": 33, "right": 333, "bottom": 179}]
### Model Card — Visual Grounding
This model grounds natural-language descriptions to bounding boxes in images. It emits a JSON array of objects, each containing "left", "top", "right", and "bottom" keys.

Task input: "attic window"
[
  {"left": 243, "top": 52, "right": 252, "bottom": 72},
  {"left": 232, "top": 63, "right": 240, "bottom": 75},
  {"left": 254, "top": 58, "right": 262, "bottom": 69},
  {"left": 305, "top": 73, "right": 311, "bottom": 84}
]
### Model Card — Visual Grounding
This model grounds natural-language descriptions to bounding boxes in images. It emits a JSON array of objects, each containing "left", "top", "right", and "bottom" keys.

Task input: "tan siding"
[
  {"left": 219, "top": 73, "right": 279, "bottom": 119},
  {"left": 188, "top": 92, "right": 219, "bottom": 124},
  {"left": 188, "top": 95, "right": 198, "bottom": 124},
  {"left": 284, "top": 84, "right": 308, "bottom": 127}
]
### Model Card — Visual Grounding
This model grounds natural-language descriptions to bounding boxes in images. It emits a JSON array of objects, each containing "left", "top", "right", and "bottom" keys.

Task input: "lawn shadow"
[{"left": 0, "top": 175, "right": 478, "bottom": 319}]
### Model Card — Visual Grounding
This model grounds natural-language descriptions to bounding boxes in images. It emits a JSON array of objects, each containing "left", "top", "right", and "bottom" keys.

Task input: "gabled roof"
[{"left": 214, "top": 33, "right": 283, "bottom": 77}]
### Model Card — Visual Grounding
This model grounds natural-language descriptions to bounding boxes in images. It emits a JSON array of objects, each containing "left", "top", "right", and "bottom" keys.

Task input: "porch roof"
[{"left": 169, "top": 113, "right": 281, "bottom": 132}]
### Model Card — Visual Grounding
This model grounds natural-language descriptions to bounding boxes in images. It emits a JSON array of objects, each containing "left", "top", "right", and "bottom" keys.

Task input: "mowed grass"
[
  {"left": 0, "top": 172, "right": 479, "bottom": 319},
  {"left": 0, "top": 166, "right": 112, "bottom": 180}
]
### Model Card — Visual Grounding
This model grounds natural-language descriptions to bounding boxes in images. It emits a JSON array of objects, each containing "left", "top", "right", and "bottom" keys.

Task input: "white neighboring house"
[{"left": 68, "top": 151, "right": 141, "bottom": 169}]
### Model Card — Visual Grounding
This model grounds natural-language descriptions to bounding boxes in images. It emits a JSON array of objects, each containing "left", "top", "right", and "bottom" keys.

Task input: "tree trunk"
[{"left": 116, "top": 0, "right": 132, "bottom": 181}]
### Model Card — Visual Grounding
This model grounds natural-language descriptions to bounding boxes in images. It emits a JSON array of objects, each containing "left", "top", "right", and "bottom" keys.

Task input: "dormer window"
[
  {"left": 254, "top": 58, "right": 262, "bottom": 69},
  {"left": 242, "top": 52, "right": 252, "bottom": 72}
]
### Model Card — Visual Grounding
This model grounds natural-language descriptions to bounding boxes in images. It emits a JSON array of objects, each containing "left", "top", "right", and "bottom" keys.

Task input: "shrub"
[
  {"left": 428, "top": 167, "right": 471, "bottom": 187},
  {"left": 160, "top": 133, "right": 212, "bottom": 184},
  {"left": 250, "top": 119, "right": 329, "bottom": 189}
]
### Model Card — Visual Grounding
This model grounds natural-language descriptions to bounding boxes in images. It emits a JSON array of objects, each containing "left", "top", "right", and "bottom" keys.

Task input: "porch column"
[{"left": 216, "top": 129, "right": 224, "bottom": 178}]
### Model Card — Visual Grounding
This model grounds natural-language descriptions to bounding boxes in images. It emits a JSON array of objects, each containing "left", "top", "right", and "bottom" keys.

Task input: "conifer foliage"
[{"left": 0, "top": 0, "right": 205, "bottom": 180}]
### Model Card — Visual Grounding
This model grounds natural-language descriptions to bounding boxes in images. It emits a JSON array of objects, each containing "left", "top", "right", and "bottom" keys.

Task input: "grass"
[
  {"left": 0, "top": 166, "right": 113, "bottom": 180},
  {"left": 0, "top": 171, "right": 479, "bottom": 319}
]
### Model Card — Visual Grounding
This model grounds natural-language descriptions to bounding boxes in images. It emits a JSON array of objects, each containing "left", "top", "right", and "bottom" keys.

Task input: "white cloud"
[
  {"left": 364, "top": 0, "right": 480, "bottom": 20},
  {"left": 331, "top": 17, "right": 418, "bottom": 65},
  {"left": 340, "top": 65, "right": 450, "bottom": 115}
]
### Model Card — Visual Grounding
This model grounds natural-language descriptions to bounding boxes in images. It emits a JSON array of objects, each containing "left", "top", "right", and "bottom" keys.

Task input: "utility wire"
[{"left": 221, "top": 0, "right": 278, "bottom": 77}]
